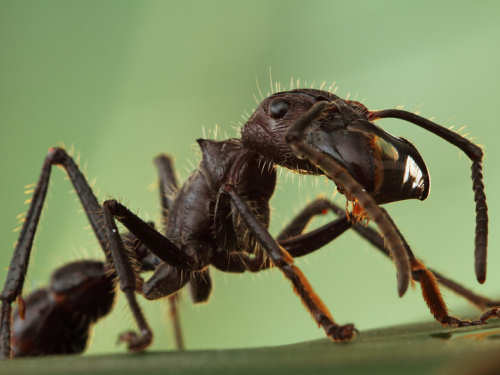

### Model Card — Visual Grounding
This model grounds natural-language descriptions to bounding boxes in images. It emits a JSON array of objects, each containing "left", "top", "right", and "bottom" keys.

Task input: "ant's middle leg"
[
  {"left": 101, "top": 200, "right": 212, "bottom": 293},
  {"left": 155, "top": 154, "right": 213, "bottom": 304},
  {"left": 104, "top": 197, "right": 214, "bottom": 349},
  {"left": 155, "top": 154, "right": 188, "bottom": 350},
  {"left": 212, "top": 197, "right": 352, "bottom": 272},
  {"left": 224, "top": 185, "right": 356, "bottom": 341}
]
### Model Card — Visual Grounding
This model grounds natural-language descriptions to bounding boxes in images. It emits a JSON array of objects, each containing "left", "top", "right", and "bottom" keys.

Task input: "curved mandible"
[
  {"left": 369, "top": 109, "right": 487, "bottom": 284},
  {"left": 285, "top": 101, "right": 411, "bottom": 297}
]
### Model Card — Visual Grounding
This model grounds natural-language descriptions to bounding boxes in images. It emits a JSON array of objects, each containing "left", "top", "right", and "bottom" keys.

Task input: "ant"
[{"left": 0, "top": 88, "right": 495, "bottom": 358}]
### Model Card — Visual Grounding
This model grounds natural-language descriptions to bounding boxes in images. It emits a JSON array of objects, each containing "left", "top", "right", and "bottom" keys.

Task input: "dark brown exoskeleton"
[
  {"left": 1, "top": 88, "right": 496, "bottom": 359},
  {"left": 9, "top": 229, "right": 166, "bottom": 357}
]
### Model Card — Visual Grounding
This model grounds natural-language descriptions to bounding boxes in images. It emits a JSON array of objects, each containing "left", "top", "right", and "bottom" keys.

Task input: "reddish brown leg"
[
  {"left": 225, "top": 185, "right": 356, "bottom": 341},
  {"left": 286, "top": 101, "right": 411, "bottom": 297},
  {"left": 212, "top": 197, "right": 350, "bottom": 273},
  {"left": 411, "top": 259, "right": 480, "bottom": 327},
  {"left": 324, "top": 201, "right": 489, "bottom": 325}
]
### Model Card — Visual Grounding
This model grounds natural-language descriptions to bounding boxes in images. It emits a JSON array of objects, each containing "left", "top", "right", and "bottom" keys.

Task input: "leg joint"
[
  {"left": 46, "top": 147, "right": 69, "bottom": 165},
  {"left": 103, "top": 199, "right": 126, "bottom": 216}
]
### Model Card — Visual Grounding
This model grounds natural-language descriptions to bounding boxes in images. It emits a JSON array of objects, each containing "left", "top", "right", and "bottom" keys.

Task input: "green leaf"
[{"left": 3, "top": 320, "right": 500, "bottom": 375}]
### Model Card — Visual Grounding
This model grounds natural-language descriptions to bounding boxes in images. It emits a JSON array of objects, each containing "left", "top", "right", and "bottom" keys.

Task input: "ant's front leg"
[
  {"left": 274, "top": 198, "right": 496, "bottom": 326},
  {"left": 368, "top": 108, "right": 487, "bottom": 283},
  {"left": 155, "top": 154, "right": 186, "bottom": 350},
  {"left": 325, "top": 202, "right": 500, "bottom": 323},
  {"left": 286, "top": 101, "right": 411, "bottom": 297},
  {"left": 155, "top": 155, "right": 212, "bottom": 350},
  {"left": 224, "top": 185, "right": 356, "bottom": 342},
  {"left": 212, "top": 198, "right": 352, "bottom": 272},
  {"left": 312, "top": 200, "right": 483, "bottom": 327}
]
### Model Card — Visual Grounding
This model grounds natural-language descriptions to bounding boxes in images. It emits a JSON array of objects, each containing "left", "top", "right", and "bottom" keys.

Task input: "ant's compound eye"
[{"left": 269, "top": 99, "right": 289, "bottom": 119}]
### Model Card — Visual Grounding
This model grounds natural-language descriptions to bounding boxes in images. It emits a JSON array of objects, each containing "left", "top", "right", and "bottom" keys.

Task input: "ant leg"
[
  {"left": 276, "top": 198, "right": 344, "bottom": 241},
  {"left": 480, "top": 308, "right": 500, "bottom": 323},
  {"left": 154, "top": 155, "right": 186, "bottom": 350},
  {"left": 224, "top": 185, "right": 356, "bottom": 342},
  {"left": 281, "top": 198, "right": 487, "bottom": 326},
  {"left": 140, "top": 254, "right": 211, "bottom": 304},
  {"left": 278, "top": 217, "right": 351, "bottom": 257},
  {"left": 1, "top": 147, "right": 192, "bottom": 357},
  {"left": 324, "top": 202, "right": 500, "bottom": 311},
  {"left": 377, "top": 209, "right": 480, "bottom": 327},
  {"left": 213, "top": 218, "right": 351, "bottom": 272},
  {"left": 0, "top": 147, "right": 108, "bottom": 359},
  {"left": 167, "top": 293, "right": 184, "bottom": 350},
  {"left": 286, "top": 101, "right": 411, "bottom": 297},
  {"left": 189, "top": 270, "right": 212, "bottom": 303},
  {"left": 155, "top": 154, "right": 212, "bottom": 346},
  {"left": 100, "top": 200, "right": 195, "bottom": 269},
  {"left": 214, "top": 192, "right": 496, "bottom": 326},
  {"left": 0, "top": 304, "right": 10, "bottom": 359},
  {"left": 277, "top": 198, "right": 498, "bottom": 322},
  {"left": 318, "top": 202, "right": 486, "bottom": 325},
  {"left": 212, "top": 198, "right": 352, "bottom": 272},
  {"left": 369, "top": 109, "right": 487, "bottom": 283},
  {"left": 102, "top": 203, "right": 152, "bottom": 351},
  {"left": 101, "top": 200, "right": 209, "bottom": 288},
  {"left": 142, "top": 263, "right": 189, "bottom": 300}
]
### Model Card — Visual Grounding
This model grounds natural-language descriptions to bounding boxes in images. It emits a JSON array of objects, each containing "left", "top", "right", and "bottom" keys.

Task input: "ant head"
[
  {"left": 242, "top": 89, "right": 357, "bottom": 173},
  {"left": 242, "top": 89, "right": 429, "bottom": 204}
]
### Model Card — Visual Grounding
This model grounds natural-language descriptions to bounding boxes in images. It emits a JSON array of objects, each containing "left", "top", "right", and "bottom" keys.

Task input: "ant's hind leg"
[
  {"left": 189, "top": 270, "right": 212, "bottom": 303},
  {"left": 1, "top": 147, "right": 176, "bottom": 357},
  {"left": 0, "top": 147, "right": 107, "bottom": 359}
]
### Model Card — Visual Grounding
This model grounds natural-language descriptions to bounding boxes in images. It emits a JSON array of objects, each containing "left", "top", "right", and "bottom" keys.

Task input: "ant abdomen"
[{"left": 12, "top": 260, "right": 115, "bottom": 357}]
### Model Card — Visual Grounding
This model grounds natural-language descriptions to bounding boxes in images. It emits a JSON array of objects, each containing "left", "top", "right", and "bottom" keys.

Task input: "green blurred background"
[{"left": 1, "top": 0, "right": 500, "bottom": 355}]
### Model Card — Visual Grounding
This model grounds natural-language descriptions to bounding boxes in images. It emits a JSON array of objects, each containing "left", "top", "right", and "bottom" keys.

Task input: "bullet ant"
[{"left": 1, "top": 88, "right": 494, "bottom": 358}]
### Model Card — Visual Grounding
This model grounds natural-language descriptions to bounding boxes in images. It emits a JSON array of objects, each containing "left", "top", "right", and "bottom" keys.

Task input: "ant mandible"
[{"left": 0, "top": 88, "right": 495, "bottom": 358}]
